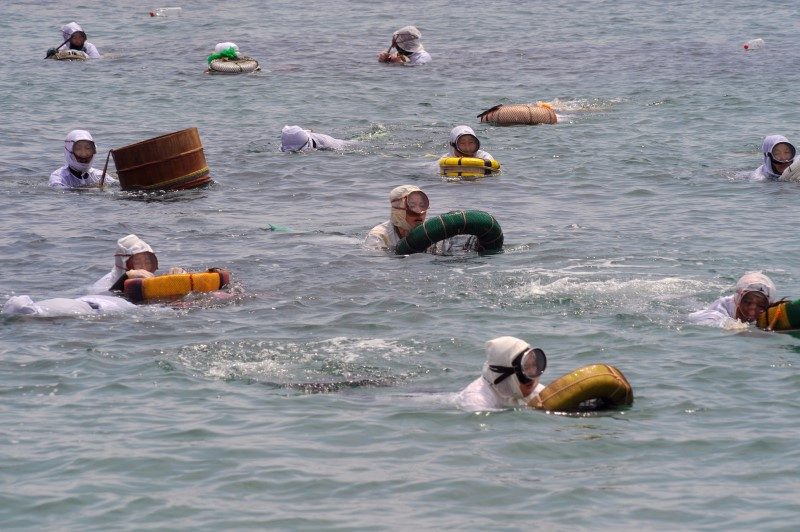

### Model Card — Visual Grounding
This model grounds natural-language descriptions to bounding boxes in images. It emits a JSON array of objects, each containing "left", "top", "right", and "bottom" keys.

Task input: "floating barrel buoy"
[
  {"left": 757, "top": 299, "right": 800, "bottom": 331},
  {"left": 529, "top": 364, "right": 633, "bottom": 413},
  {"left": 123, "top": 269, "right": 231, "bottom": 302},
  {"left": 438, "top": 156, "right": 500, "bottom": 178},
  {"left": 395, "top": 210, "right": 504, "bottom": 255},
  {"left": 477, "top": 102, "right": 557, "bottom": 126},
  {"left": 52, "top": 49, "right": 88, "bottom": 61},
  {"left": 208, "top": 57, "right": 260, "bottom": 74},
  {"left": 110, "top": 127, "right": 212, "bottom": 191}
]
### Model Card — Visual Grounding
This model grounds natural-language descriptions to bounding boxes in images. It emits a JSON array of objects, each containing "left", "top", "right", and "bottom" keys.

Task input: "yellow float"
[
  {"left": 438, "top": 156, "right": 500, "bottom": 178},
  {"left": 529, "top": 364, "right": 633, "bottom": 412},
  {"left": 123, "top": 269, "right": 230, "bottom": 302}
]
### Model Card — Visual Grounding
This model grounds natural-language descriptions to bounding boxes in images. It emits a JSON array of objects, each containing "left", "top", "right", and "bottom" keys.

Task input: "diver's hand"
[
  {"left": 127, "top": 269, "right": 155, "bottom": 279},
  {"left": 45, "top": 48, "right": 57, "bottom": 59},
  {"left": 168, "top": 267, "right": 187, "bottom": 275}
]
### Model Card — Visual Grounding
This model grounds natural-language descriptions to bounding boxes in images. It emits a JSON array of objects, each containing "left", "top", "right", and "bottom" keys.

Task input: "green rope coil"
[
  {"left": 395, "top": 210, "right": 504, "bottom": 255},
  {"left": 207, "top": 47, "right": 239, "bottom": 64}
]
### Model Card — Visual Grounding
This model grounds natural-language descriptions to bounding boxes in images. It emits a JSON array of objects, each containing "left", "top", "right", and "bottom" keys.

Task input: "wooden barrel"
[
  {"left": 111, "top": 127, "right": 212, "bottom": 191},
  {"left": 477, "top": 104, "right": 558, "bottom": 126}
]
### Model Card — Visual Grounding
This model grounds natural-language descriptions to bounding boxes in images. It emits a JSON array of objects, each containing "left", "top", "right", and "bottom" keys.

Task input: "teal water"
[{"left": 2, "top": 0, "right": 800, "bottom": 529}]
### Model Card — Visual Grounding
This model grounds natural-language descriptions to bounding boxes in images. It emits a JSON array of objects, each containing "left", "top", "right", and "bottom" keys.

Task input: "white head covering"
[
  {"left": 449, "top": 125, "right": 480, "bottom": 155},
  {"left": 61, "top": 22, "right": 83, "bottom": 41},
  {"left": 389, "top": 184, "right": 422, "bottom": 232},
  {"left": 734, "top": 272, "right": 776, "bottom": 307},
  {"left": 481, "top": 336, "right": 541, "bottom": 401},
  {"left": 760, "top": 135, "right": 796, "bottom": 179},
  {"left": 214, "top": 42, "right": 239, "bottom": 55},
  {"left": 281, "top": 125, "right": 311, "bottom": 152},
  {"left": 393, "top": 26, "right": 423, "bottom": 53},
  {"left": 109, "top": 234, "right": 154, "bottom": 285},
  {"left": 63, "top": 129, "right": 96, "bottom": 173}
]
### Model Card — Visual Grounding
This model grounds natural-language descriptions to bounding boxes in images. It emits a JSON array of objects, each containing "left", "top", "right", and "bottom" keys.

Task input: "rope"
[{"left": 99, "top": 149, "right": 113, "bottom": 190}]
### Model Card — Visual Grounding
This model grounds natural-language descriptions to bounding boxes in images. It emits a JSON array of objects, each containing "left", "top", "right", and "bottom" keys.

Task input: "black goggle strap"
[
  {"left": 489, "top": 352, "right": 533, "bottom": 386},
  {"left": 489, "top": 363, "right": 516, "bottom": 385}
]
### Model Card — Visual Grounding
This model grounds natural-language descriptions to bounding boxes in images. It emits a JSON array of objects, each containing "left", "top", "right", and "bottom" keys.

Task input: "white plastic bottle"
[
  {"left": 149, "top": 7, "right": 182, "bottom": 17},
  {"left": 743, "top": 38, "right": 764, "bottom": 51}
]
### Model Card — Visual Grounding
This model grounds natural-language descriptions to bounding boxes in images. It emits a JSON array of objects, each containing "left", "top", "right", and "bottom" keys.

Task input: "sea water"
[{"left": 1, "top": 0, "right": 800, "bottom": 529}]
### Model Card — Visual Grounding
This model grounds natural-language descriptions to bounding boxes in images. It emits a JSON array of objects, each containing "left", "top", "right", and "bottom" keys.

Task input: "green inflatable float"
[
  {"left": 395, "top": 210, "right": 504, "bottom": 255},
  {"left": 757, "top": 299, "right": 800, "bottom": 331}
]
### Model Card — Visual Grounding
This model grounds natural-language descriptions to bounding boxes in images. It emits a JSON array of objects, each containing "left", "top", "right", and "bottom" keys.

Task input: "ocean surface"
[{"left": 2, "top": 0, "right": 800, "bottom": 529}]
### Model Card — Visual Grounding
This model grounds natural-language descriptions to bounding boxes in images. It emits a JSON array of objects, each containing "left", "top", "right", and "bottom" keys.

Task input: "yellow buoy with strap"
[
  {"left": 123, "top": 269, "right": 230, "bottom": 302},
  {"left": 529, "top": 364, "right": 633, "bottom": 412},
  {"left": 438, "top": 156, "right": 500, "bottom": 178}
]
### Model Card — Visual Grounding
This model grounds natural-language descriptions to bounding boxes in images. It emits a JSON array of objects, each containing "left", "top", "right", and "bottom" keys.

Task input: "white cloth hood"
[
  {"left": 214, "top": 42, "right": 239, "bottom": 55},
  {"left": 114, "top": 234, "right": 154, "bottom": 270},
  {"left": 481, "top": 336, "right": 531, "bottom": 401},
  {"left": 281, "top": 125, "right": 311, "bottom": 152},
  {"left": 92, "top": 234, "right": 155, "bottom": 292},
  {"left": 734, "top": 271, "right": 776, "bottom": 306},
  {"left": 759, "top": 135, "right": 796, "bottom": 179},
  {"left": 448, "top": 125, "right": 480, "bottom": 154},
  {"left": 393, "top": 26, "right": 424, "bottom": 53},
  {"left": 63, "top": 129, "right": 95, "bottom": 173},
  {"left": 389, "top": 184, "right": 421, "bottom": 232},
  {"left": 62, "top": 22, "right": 83, "bottom": 40}
]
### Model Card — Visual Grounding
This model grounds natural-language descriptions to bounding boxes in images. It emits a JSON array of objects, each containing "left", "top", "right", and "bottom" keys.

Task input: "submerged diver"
[
  {"left": 364, "top": 185, "right": 430, "bottom": 251},
  {"left": 456, "top": 336, "right": 547, "bottom": 412},
  {"left": 752, "top": 135, "right": 797, "bottom": 180},
  {"left": 90, "top": 234, "right": 186, "bottom": 293},
  {"left": 46, "top": 22, "right": 101, "bottom": 59},
  {"left": 280, "top": 125, "right": 350, "bottom": 152},
  {"left": 49, "top": 130, "right": 117, "bottom": 189},
  {"left": 442, "top": 126, "right": 494, "bottom": 161},
  {"left": 689, "top": 272, "right": 777, "bottom": 327},
  {"left": 377, "top": 25, "right": 431, "bottom": 66},
  {"left": 365, "top": 185, "right": 479, "bottom": 254}
]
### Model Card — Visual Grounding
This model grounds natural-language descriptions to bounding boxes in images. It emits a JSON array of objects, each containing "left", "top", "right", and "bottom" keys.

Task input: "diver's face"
[
  {"left": 519, "top": 377, "right": 540, "bottom": 398},
  {"left": 70, "top": 32, "right": 86, "bottom": 48},
  {"left": 126, "top": 251, "right": 159, "bottom": 273},
  {"left": 71, "top": 140, "right": 96, "bottom": 164},
  {"left": 404, "top": 209, "right": 426, "bottom": 229},
  {"left": 771, "top": 143, "right": 794, "bottom": 174},
  {"left": 455, "top": 135, "right": 480, "bottom": 156},
  {"left": 736, "top": 291, "right": 768, "bottom": 322}
]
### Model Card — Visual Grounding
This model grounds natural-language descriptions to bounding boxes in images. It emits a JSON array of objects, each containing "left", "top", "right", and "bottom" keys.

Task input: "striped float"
[
  {"left": 478, "top": 103, "right": 557, "bottom": 126},
  {"left": 395, "top": 210, "right": 503, "bottom": 255},
  {"left": 208, "top": 57, "right": 260, "bottom": 74}
]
